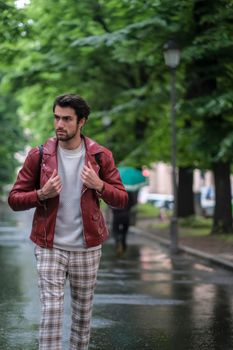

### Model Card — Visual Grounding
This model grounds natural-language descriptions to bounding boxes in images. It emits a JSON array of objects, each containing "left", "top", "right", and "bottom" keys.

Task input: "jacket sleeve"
[
  {"left": 8, "top": 148, "right": 43, "bottom": 211},
  {"left": 98, "top": 152, "right": 128, "bottom": 209}
]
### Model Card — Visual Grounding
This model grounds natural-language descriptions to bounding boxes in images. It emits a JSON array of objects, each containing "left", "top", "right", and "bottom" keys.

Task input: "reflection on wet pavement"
[{"left": 0, "top": 205, "right": 233, "bottom": 349}]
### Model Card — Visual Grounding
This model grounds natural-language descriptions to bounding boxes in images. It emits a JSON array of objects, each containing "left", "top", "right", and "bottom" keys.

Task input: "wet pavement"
[{"left": 0, "top": 204, "right": 233, "bottom": 350}]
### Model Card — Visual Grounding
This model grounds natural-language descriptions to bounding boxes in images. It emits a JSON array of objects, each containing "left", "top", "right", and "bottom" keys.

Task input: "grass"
[
  {"left": 179, "top": 226, "right": 211, "bottom": 237},
  {"left": 149, "top": 218, "right": 212, "bottom": 237},
  {"left": 137, "top": 204, "right": 213, "bottom": 237},
  {"left": 215, "top": 234, "right": 233, "bottom": 243},
  {"left": 179, "top": 215, "right": 212, "bottom": 228},
  {"left": 136, "top": 204, "right": 233, "bottom": 248},
  {"left": 178, "top": 215, "right": 212, "bottom": 237},
  {"left": 136, "top": 203, "right": 160, "bottom": 218}
]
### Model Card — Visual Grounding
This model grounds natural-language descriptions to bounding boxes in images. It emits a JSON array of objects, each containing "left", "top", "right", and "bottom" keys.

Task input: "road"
[{"left": 0, "top": 205, "right": 233, "bottom": 349}]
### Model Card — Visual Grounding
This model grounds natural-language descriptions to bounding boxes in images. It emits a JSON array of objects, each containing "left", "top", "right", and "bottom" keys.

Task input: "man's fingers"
[
  {"left": 50, "top": 169, "right": 57, "bottom": 179},
  {"left": 83, "top": 165, "right": 91, "bottom": 172},
  {"left": 88, "top": 161, "right": 93, "bottom": 169},
  {"left": 49, "top": 170, "right": 61, "bottom": 186},
  {"left": 82, "top": 167, "right": 88, "bottom": 173},
  {"left": 52, "top": 175, "right": 61, "bottom": 183},
  {"left": 82, "top": 166, "right": 91, "bottom": 177},
  {"left": 83, "top": 162, "right": 94, "bottom": 172},
  {"left": 41, "top": 170, "right": 62, "bottom": 199},
  {"left": 55, "top": 184, "right": 62, "bottom": 193}
]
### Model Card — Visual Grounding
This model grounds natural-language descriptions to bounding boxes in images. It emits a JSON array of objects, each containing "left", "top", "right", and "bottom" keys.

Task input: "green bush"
[
  {"left": 136, "top": 203, "right": 160, "bottom": 218},
  {"left": 179, "top": 216, "right": 212, "bottom": 229}
]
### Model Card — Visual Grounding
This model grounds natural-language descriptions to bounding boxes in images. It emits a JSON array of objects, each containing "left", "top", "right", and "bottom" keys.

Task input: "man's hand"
[
  {"left": 37, "top": 169, "right": 62, "bottom": 201},
  {"left": 81, "top": 161, "right": 104, "bottom": 192}
]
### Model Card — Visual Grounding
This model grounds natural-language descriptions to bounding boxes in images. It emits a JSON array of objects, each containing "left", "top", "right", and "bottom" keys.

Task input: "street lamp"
[{"left": 163, "top": 40, "right": 181, "bottom": 254}]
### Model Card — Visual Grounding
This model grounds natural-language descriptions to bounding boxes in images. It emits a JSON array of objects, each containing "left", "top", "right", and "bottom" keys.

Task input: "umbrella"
[{"left": 118, "top": 166, "right": 147, "bottom": 192}]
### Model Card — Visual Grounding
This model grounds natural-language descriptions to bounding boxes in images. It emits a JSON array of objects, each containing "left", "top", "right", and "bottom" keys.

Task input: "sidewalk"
[{"left": 132, "top": 217, "right": 233, "bottom": 271}]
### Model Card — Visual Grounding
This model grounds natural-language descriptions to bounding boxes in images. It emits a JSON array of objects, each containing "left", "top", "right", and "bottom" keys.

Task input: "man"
[{"left": 8, "top": 94, "right": 128, "bottom": 350}]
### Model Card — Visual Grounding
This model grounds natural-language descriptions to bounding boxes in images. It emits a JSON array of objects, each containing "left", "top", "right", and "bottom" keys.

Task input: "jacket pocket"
[{"left": 32, "top": 207, "right": 46, "bottom": 236}]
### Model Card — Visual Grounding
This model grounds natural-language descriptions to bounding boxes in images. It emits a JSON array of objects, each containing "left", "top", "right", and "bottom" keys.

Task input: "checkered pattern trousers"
[{"left": 34, "top": 246, "right": 101, "bottom": 350}]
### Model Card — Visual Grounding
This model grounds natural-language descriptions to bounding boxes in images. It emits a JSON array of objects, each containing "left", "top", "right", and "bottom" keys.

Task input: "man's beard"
[{"left": 56, "top": 128, "right": 78, "bottom": 141}]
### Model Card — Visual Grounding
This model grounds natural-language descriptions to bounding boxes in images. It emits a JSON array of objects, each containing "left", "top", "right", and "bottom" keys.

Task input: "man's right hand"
[{"left": 37, "top": 169, "right": 62, "bottom": 201}]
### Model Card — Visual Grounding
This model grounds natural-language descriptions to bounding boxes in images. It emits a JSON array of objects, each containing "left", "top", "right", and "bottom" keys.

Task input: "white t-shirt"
[{"left": 53, "top": 142, "right": 86, "bottom": 251}]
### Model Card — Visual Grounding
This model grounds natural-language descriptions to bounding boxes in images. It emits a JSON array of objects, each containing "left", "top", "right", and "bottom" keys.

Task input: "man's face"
[{"left": 54, "top": 105, "right": 84, "bottom": 142}]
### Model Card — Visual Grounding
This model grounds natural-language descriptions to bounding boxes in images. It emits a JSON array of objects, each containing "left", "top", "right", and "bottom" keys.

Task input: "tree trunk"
[
  {"left": 212, "top": 161, "right": 232, "bottom": 234},
  {"left": 177, "top": 167, "right": 194, "bottom": 217}
]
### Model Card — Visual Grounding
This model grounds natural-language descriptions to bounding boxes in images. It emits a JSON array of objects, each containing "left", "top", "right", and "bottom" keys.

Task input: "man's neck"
[{"left": 59, "top": 136, "right": 83, "bottom": 150}]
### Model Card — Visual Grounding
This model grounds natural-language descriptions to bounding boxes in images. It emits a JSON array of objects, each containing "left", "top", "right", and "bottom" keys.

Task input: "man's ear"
[{"left": 78, "top": 118, "right": 86, "bottom": 128}]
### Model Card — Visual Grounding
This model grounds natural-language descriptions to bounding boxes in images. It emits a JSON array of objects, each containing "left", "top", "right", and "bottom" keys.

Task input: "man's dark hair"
[{"left": 53, "top": 94, "right": 91, "bottom": 120}]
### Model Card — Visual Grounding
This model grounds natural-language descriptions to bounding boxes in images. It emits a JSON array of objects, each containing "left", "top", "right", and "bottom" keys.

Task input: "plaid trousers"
[{"left": 34, "top": 246, "right": 101, "bottom": 350}]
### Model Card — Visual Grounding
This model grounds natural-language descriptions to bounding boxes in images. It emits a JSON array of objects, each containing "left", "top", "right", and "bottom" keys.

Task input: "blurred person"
[
  {"left": 8, "top": 93, "right": 128, "bottom": 350},
  {"left": 111, "top": 190, "right": 138, "bottom": 256}
]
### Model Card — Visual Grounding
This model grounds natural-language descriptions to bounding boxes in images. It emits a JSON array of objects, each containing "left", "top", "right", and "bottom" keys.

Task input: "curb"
[{"left": 131, "top": 226, "right": 233, "bottom": 271}]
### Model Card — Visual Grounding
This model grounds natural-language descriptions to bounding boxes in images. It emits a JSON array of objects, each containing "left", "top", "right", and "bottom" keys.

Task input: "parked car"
[{"left": 138, "top": 187, "right": 174, "bottom": 209}]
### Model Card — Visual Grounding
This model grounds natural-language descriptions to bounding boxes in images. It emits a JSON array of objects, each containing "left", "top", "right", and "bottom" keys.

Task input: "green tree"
[
  {"left": 0, "top": 1, "right": 25, "bottom": 193},
  {"left": 181, "top": 0, "right": 233, "bottom": 232},
  {"left": 4, "top": 0, "right": 172, "bottom": 165}
]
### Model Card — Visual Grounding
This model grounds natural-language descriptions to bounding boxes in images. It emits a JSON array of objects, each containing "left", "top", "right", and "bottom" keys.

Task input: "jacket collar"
[
  {"left": 43, "top": 135, "right": 103, "bottom": 156},
  {"left": 82, "top": 135, "right": 103, "bottom": 155}
]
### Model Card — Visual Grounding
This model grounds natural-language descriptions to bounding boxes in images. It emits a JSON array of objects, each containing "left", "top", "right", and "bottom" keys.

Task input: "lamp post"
[{"left": 163, "top": 40, "right": 180, "bottom": 254}]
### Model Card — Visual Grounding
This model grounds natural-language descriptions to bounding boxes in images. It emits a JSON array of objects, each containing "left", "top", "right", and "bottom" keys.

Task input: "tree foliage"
[
  {"left": 3, "top": 0, "right": 175, "bottom": 165},
  {"left": 7, "top": 0, "right": 231, "bottom": 168},
  {"left": 0, "top": 0, "right": 25, "bottom": 193}
]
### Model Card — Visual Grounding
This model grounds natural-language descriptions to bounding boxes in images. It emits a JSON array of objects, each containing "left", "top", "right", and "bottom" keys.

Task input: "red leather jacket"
[{"left": 8, "top": 136, "right": 128, "bottom": 248}]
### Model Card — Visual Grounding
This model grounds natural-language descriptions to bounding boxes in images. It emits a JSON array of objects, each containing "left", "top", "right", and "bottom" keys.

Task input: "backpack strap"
[
  {"left": 95, "top": 153, "right": 102, "bottom": 178},
  {"left": 95, "top": 153, "right": 101, "bottom": 165},
  {"left": 38, "top": 144, "right": 43, "bottom": 166}
]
